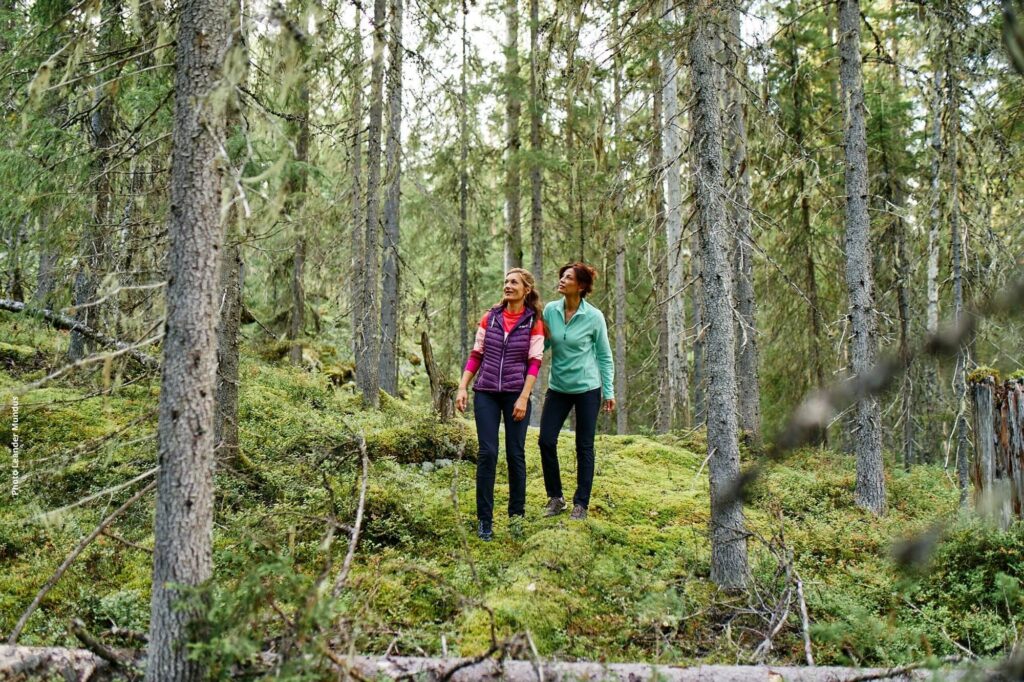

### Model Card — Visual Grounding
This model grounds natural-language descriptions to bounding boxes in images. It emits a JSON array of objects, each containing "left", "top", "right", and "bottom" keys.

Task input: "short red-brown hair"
[{"left": 558, "top": 262, "right": 598, "bottom": 298}]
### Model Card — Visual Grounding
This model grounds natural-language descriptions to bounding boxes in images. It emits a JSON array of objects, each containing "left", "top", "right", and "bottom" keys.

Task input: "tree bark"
[
  {"left": 357, "top": 0, "right": 386, "bottom": 407},
  {"left": 838, "top": 0, "right": 885, "bottom": 515},
  {"left": 69, "top": 0, "right": 119, "bottom": 361},
  {"left": 661, "top": 0, "right": 688, "bottom": 430},
  {"left": 350, "top": 10, "right": 364, "bottom": 363},
  {"left": 287, "top": 31, "right": 310, "bottom": 366},
  {"left": 529, "top": 0, "right": 545, "bottom": 427},
  {"left": 504, "top": 0, "right": 522, "bottom": 271},
  {"left": 947, "top": 42, "right": 970, "bottom": 506},
  {"left": 379, "top": 0, "right": 403, "bottom": 396},
  {"left": 146, "top": 0, "right": 229, "bottom": 679},
  {"left": 459, "top": 1, "right": 470, "bottom": 363},
  {"left": 216, "top": 0, "right": 246, "bottom": 465},
  {"left": 612, "top": 2, "right": 627, "bottom": 435},
  {"left": 652, "top": 56, "right": 671, "bottom": 436},
  {"left": 724, "top": 2, "right": 760, "bottom": 447},
  {"left": 688, "top": 4, "right": 747, "bottom": 589}
]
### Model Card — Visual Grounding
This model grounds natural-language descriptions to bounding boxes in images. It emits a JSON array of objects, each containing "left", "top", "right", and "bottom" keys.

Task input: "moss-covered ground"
[{"left": 2, "top": 309, "right": 1023, "bottom": 675}]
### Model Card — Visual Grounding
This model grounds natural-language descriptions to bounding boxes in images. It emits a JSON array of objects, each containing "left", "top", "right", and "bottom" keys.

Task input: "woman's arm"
[
  {"left": 594, "top": 311, "right": 616, "bottom": 408},
  {"left": 455, "top": 369, "right": 476, "bottom": 412},
  {"left": 456, "top": 314, "right": 489, "bottom": 412},
  {"left": 512, "top": 374, "right": 537, "bottom": 421}
]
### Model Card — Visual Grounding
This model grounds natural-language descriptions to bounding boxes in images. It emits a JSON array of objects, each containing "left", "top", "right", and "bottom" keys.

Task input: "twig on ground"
[
  {"left": 8, "top": 479, "right": 157, "bottom": 644},
  {"left": 333, "top": 432, "right": 370, "bottom": 597}
]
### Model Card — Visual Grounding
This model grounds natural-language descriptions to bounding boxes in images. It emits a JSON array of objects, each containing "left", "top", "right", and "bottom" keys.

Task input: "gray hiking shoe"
[
  {"left": 569, "top": 504, "right": 587, "bottom": 520},
  {"left": 543, "top": 496, "right": 568, "bottom": 517}
]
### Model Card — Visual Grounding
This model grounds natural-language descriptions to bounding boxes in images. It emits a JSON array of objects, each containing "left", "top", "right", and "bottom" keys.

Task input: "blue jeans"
[
  {"left": 474, "top": 390, "right": 530, "bottom": 522},
  {"left": 538, "top": 387, "right": 601, "bottom": 508}
]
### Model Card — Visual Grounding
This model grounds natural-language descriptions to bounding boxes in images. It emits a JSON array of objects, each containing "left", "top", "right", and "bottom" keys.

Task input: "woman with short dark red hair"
[{"left": 538, "top": 262, "right": 616, "bottom": 521}]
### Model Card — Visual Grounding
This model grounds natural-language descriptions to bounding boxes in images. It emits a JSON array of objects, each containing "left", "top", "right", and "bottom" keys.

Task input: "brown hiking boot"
[
  {"left": 569, "top": 504, "right": 587, "bottom": 520},
  {"left": 543, "top": 497, "right": 568, "bottom": 517}
]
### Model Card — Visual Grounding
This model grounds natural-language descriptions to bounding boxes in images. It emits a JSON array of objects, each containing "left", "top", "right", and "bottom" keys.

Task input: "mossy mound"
[{"left": 2, "top": 312, "right": 1021, "bottom": 672}]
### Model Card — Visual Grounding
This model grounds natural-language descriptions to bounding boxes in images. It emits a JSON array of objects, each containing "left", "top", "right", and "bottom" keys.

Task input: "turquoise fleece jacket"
[{"left": 543, "top": 298, "right": 615, "bottom": 400}]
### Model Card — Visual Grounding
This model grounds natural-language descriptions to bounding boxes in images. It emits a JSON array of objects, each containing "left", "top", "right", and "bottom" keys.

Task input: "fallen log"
[
  {"left": 0, "top": 299, "right": 160, "bottom": 369},
  {"left": 0, "top": 647, "right": 979, "bottom": 682}
]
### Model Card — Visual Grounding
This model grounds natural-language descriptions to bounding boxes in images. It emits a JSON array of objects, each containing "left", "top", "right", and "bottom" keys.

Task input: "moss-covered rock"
[{"left": 0, "top": 342, "right": 36, "bottom": 362}]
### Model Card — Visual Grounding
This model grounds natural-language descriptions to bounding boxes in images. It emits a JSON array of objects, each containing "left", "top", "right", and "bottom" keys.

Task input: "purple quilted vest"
[{"left": 473, "top": 305, "right": 535, "bottom": 393}]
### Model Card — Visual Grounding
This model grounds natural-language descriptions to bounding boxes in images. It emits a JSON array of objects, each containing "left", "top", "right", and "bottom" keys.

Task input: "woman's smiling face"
[{"left": 503, "top": 272, "right": 529, "bottom": 304}]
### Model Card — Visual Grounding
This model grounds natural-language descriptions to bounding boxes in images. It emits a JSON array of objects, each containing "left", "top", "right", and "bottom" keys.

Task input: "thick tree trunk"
[
  {"left": 529, "top": 0, "right": 545, "bottom": 427},
  {"left": 350, "top": 11, "right": 364, "bottom": 363},
  {"left": 652, "top": 60, "right": 671, "bottom": 436},
  {"left": 459, "top": 2, "right": 470, "bottom": 363},
  {"left": 724, "top": 3, "right": 760, "bottom": 447},
  {"left": 357, "top": 0, "right": 386, "bottom": 407},
  {"left": 688, "top": 5, "right": 747, "bottom": 589},
  {"left": 379, "top": 0, "right": 403, "bottom": 396},
  {"left": 146, "top": 0, "right": 229, "bottom": 679},
  {"left": 838, "top": 0, "right": 885, "bottom": 515},
  {"left": 504, "top": 0, "right": 522, "bottom": 271},
  {"left": 661, "top": 0, "right": 688, "bottom": 430}
]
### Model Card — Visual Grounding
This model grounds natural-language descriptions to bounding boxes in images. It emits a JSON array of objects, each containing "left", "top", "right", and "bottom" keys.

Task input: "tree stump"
[
  {"left": 969, "top": 374, "right": 1024, "bottom": 528},
  {"left": 420, "top": 331, "right": 456, "bottom": 422}
]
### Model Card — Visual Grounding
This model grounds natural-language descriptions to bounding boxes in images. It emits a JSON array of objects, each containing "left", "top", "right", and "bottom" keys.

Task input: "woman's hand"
[
  {"left": 603, "top": 398, "right": 616, "bottom": 413},
  {"left": 513, "top": 396, "right": 529, "bottom": 421},
  {"left": 456, "top": 387, "right": 468, "bottom": 412}
]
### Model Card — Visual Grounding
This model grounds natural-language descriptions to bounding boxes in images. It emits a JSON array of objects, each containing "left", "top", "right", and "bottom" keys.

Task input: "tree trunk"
[
  {"left": 724, "top": 3, "right": 760, "bottom": 448},
  {"left": 146, "top": 0, "right": 229, "bottom": 679},
  {"left": 350, "top": 10, "right": 364, "bottom": 363},
  {"left": 838, "top": 0, "right": 885, "bottom": 515},
  {"left": 947, "top": 47, "right": 970, "bottom": 506},
  {"left": 691, "top": 236, "right": 706, "bottom": 425},
  {"left": 216, "top": 0, "right": 247, "bottom": 466},
  {"left": 787, "top": 25, "right": 827, "bottom": 446},
  {"left": 661, "top": 0, "right": 688, "bottom": 431},
  {"left": 69, "top": 0, "right": 119, "bottom": 361},
  {"left": 379, "top": 0, "right": 403, "bottom": 396},
  {"left": 688, "top": 5, "right": 747, "bottom": 589},
  {"left": 287, "top": 43, "right": 310, "bottom": 366},
  {"left": 923, "top": 41, "right": 944, "bottom": 464},
  {"left": 357, "top": 0, "right": 386, "bottom": 407},
  {"left": 503, "top": 0, "right": 522, "bottom": 271},
  {"left": 529, "top": 0, "right": 545, "bottom": 427},
  {"left": 611, "top": 2, "right": 627, "bottom": 435},
  {"left": 34, "top": 245, "right": 57, "bottom": 309},
  {"left": 652, "top": 56, "right": 671, "bottom": 436},
  {"left": 459, "top": 1, "right": 470, "bottom": 363}
]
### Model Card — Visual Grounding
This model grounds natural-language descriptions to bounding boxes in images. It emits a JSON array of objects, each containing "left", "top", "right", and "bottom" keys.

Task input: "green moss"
[
  {"left": 0, "top": 342, "right": 36, "bottom": 362},
  {"left": 967, "top": 366, "right": 1000, "bottom": 383},
  {"left": 1008, "top": 369, "right": 1024, "bottom": 381},
  {"left": 3, "top": 312, "right": 1020, "bottom": 669}
]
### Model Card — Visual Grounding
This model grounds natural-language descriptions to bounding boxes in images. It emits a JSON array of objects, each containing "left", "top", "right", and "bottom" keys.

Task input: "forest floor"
[{"left": 1, "top": 310, "right": 1022, "bottom": 676}]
